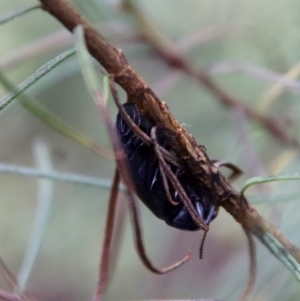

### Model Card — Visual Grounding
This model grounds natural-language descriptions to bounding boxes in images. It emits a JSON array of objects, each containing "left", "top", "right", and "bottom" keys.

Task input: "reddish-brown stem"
[
  {"left": 93, "top": 168, "right": 120, "bottom": 301},
  {"left": 40, "top": 0, "right": 148, "bottom": 96},
  {"left": 157, "top": 158, "right": 179, "bottom": 206},
  {"left": 240, "top": 228, "right": 256, "bottom": 301}
]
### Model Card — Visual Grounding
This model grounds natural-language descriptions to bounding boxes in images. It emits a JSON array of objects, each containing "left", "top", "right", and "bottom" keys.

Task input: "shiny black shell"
[{"left": 116, "top": 103, "right": 218, "bottom": 231}]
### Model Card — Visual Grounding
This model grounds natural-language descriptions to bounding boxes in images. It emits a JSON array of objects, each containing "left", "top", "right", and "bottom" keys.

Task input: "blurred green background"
[{"left": 1, "top": 0, "right": 300, "bottom": 300}]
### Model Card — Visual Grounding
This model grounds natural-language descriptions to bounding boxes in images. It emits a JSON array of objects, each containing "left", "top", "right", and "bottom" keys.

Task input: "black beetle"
[{"left": 116, "top": 103, "right": 218, "bottom": 231}]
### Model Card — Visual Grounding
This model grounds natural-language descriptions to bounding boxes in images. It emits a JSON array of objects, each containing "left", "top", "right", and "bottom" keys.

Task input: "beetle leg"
[
  {"left": 212, "top": 160, "right": 243, "bottom": 181},
  {"left": 157, "top": 154, "right": 179, "bottom": 206},
  {"left": 149, "top": 127, "right": 179, "bottom": 205},
  {"left": 150, "top": 126, "right": 208, "bottom": 231},
  {"left": 158, "top": 162, "right": 179, "bottom": 206}
]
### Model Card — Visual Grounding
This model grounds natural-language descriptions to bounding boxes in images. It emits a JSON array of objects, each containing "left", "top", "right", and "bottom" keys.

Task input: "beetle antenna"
[{"left": 199, "top": 230, "right": 208, "bottom": 259}]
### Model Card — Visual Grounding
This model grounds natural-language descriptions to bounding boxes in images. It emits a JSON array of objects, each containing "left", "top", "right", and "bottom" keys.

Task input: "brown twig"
[
  {"left": 106, "top": 191, "right": 127, "bottom": 285},
  {"left": 93, "top": 168, "right": 120, "bottom": 301},
  {"left": 122, "top": 0, "right": 300, "bottom": 151},
  {"left": 240, "top": 228, "right": 256, "bottom": 301},
  {"left": 39, "top": 0, "right": 300, "bottom": 284}
]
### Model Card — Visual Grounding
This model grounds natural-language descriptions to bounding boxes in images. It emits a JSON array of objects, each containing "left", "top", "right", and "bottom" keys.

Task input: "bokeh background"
[{"left": 1, "top": 0, "right": 300, "bottom": 300}]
